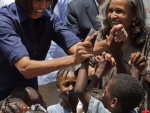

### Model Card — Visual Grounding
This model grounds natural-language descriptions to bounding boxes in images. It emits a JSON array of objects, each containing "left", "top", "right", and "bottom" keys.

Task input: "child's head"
[
  {"left": 56, "top": 66, "right": 79, "bottom": 102},
  {"left": 102, "top": 74, "right": 144, "bottom": 113},
  {"left": 9, "top": 86, "right": 46, "bottom": 109}
]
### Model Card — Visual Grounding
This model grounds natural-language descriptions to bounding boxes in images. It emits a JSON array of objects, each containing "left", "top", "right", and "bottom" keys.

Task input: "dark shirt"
[{"left": 0, "top": 2, "right": 80, "bottom": 100}]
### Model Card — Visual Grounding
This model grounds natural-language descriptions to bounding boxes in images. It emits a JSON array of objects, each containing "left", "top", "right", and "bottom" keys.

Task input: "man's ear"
[{"left": 111, "top": 98, "right": 118, "bottom": 108}]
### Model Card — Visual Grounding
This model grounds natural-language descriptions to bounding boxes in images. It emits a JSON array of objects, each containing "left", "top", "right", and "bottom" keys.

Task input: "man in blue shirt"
[{"left": 0, "top": 0, "right": 95, "bottom": 100}]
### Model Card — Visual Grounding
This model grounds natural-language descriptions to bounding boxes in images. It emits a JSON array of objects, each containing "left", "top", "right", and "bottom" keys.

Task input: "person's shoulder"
[
  {"left": 47, "top": 103, "right": 62, "bottom": 112},
  {"left": 88, "top": 96, "right": 111, "bottom": 113},
  {"left": 0, "top": 3, "right": 17, "bottom": 18}
]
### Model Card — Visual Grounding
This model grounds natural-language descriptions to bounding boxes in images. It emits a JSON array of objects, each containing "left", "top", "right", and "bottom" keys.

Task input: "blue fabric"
[
  {"left": 0, "top": 2, "right": 80, "bottom": 100},
  {"left": 47, "top": 103, "right": 71, "bottom": 113},
  {"left": 54, "top": 0, "right": 73, "bottom": 24},
  {"left": 88, "top": 96, "right": 111, "bottom": 113}
]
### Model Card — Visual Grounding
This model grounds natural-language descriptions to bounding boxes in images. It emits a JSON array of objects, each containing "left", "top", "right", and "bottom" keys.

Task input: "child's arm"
[
  {"left": 75, "top": 52, "right": 115, "bottom": 111},
  {"left": 74, "top": 59, "right": 90, "bottom": 111},
  {"left": 88, "top": 52, "right": 115, "bottom": 91}
]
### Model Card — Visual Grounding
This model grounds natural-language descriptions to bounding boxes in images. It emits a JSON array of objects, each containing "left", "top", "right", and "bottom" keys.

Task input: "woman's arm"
[{"left": 15, "top": 41, "right": 94, "bottom": 79}]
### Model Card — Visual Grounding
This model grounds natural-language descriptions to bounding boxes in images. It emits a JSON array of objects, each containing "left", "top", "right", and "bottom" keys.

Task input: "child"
[
  {"left": 75, "top": 52, "right": 145, "bottom": 113},
  {"left": 47, "top": 66, "right": 79, "bottom": 113},
  {"left": 47, "top": 52, "right": 115, "bottom": 113}
]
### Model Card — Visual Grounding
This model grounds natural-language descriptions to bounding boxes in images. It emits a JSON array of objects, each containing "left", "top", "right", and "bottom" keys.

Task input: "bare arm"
[
  {"left": 106, "top": 24, "right": 128, "bottom": 73},
  {"left": 15, "top": 41, "right": 94, "bottom": 79},
  {"left": 88, "top": 53, "right": 115, "bottom": 91},
  {"left": 74, "top": 60, "right": 91, "bottom": 111},
  {"left": 93, "top": 40, "right": 108, "bottom": 55}
]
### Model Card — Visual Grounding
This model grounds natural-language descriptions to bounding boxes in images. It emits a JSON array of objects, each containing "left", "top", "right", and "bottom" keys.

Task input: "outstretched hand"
[
  {"left": 106, "top": 24, "right": 127, "bottom": 53},
  {"left": 73, "top": 32, "right": 98, "bottom": 64}
]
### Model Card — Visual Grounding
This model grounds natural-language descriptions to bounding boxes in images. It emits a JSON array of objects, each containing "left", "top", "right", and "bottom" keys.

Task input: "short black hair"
[
  {"left": 15, "top": 0, "right": 58, "bottom": 15},
  {"left": 56, "top": 65, "right": 80, "bottom": 88},
  {"left": 110, "top": 74, "right": 144, "bottom": 112}
]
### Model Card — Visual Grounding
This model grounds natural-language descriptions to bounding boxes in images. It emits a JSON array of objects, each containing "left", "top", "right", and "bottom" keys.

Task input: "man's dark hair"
[
  {"left": 110, "top": 74, "right": 144, "bottom": 112},
  {"left": 15, "top": 0, "right": 58, "bottom": 15}
]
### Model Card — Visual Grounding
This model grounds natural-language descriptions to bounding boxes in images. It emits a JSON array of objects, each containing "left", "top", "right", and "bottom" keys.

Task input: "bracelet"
[{"left": 141, "top": 70, "right": 150, "bottom": 76}]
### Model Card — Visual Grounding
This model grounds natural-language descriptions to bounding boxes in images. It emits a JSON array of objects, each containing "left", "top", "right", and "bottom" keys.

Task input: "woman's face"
[
  {"left": 30, "top": 0, "right": 51, "bottom": 19},
  {"left": 108, "top": 0, "right": 135, "bottom": 30}
]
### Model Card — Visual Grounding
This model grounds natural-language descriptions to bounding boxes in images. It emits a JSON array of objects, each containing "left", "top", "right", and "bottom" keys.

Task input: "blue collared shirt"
[{"left": 0, "top": 2, "right": 80, "bottom": 100}]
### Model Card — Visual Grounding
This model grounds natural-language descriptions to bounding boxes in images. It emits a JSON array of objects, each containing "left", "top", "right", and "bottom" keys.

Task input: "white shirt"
[
  {"left": 38, "top": 41, "right": 67, "bottom": 85},
  {"left": 0, "top": 0, "right": 14, "bottom": 6}
]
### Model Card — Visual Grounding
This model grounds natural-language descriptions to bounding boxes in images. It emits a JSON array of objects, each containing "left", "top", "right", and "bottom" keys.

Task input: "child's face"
[{"left": 58, "top": 70, "right": 77, "bottom": 101}]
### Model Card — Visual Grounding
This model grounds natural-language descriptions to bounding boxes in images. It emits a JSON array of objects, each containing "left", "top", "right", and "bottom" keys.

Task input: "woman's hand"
[
  {"left": 106, "top": 24, "right": 128, "bottom": 53},
  {"left": 73, "top": 32, "right": 98, "bottom": 64}
]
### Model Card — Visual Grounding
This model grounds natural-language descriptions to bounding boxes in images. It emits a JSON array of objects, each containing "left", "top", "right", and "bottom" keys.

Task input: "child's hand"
[
  {"left": 129, "top": 52, "right": 147, "bottom": 78},
  {"left": 94, "top": 52, "right": 115, "bottom": 77}
]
